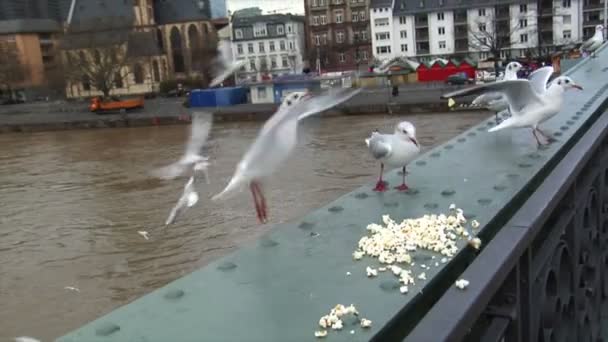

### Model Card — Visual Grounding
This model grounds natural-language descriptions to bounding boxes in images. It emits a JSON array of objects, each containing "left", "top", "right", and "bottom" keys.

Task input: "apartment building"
[
  {"left": 230, "top": 12, "right": 306, "bottom": 83},
  {"left": 370, "top": 0, "right": 586, "bottom": 61},
  {"left": 304, "top": 0, "right": 373, "bottom": 72}
]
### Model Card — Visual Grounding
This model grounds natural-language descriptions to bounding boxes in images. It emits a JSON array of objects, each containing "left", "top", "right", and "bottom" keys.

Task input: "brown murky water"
[{"left": 0, "top": 112, "right": 488, "bottom": 341}]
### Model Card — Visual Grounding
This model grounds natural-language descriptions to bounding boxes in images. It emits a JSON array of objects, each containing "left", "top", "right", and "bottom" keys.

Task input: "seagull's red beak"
[
  {"left": 410, "top": 137, "right": 419, "bottom": 147},
  {"left": 572, "top": 84, "right": 583, "bottom": 90}
]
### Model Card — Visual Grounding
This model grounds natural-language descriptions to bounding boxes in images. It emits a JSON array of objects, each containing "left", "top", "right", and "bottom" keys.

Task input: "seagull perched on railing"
[
  {"left": 470, "top": 61, "right": 523, "bottom": 122},
  {"left": 212, "top": 88, "right": 361, "bottom": 223},
  {"left": 441, "top": 66, "right": 583, "bottom": 146},
  {"left": 365, "top": 121, "right": 420, "bottom": 192},
  {"left": 580, "top": 24, "right": 604, "bottom": 58}
]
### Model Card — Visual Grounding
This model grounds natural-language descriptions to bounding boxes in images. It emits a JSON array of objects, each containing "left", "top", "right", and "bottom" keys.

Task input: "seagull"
[
  {"left": 63, "top": 286, "right": 80, "bottom": 292},
  {"left": 470, "top": 61, "right": 523, "bottom": 121},
  {"left": 441, "top": 66, "right": 583, "bottom": 146},
  {"left": 580, "top": 24, "right": 604, "bottom": 58},
  {"left": 151, "top": 112, "right": 212, "bottom": 181},
  {"left": 165, "top": 173, "right": 201, "bottom": 225},
  {"left": 365, "top": 121, "right": 420, "bottom": 192},
  {"left": 209, "top": 40, "right": 248, "bottom": 87},
  {"left": 137, "top": 230, "right": 150, "bottom": 240},
  {"left": 212, "top": 88, "right": 361, "bottom": 223}
]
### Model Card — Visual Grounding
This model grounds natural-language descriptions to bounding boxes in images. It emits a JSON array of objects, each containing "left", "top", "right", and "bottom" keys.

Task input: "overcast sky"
[{"left": 227, "top": 0, "right": 304, "bottom": 15}]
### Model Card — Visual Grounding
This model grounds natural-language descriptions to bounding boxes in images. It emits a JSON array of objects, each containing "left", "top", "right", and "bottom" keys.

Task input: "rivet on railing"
[
  {"left": 355, "top": 193, "right": 369, "bottom": 199},
  {"left": 441, "top": 189, "right": 456, "bottom": 197},
  {"left": 298, "top": 221, "right": 315, "bottom": 230},
  {"left": 164, "top": 289, "right": 185, "bottom": 300},
  {"left": 478, "top": 198, "right": 492, "bottom": 206},
  {"left": 95, "top": 323, "right": 120, "bottom": 336},
  {"left": 328, "top": 206, "right": 344, "bottom": 213},
  {"left": 424, "top": 203, "right": 439, "bottom": 210},
  {"left": 260, "top": 239, "right": 279, "bottom": 248},
  {"left": 217, "top": 262, "right": 237, "bottom": 271},
  {"left": 493, "top": 185, "right": 507, "bottom": 192}
]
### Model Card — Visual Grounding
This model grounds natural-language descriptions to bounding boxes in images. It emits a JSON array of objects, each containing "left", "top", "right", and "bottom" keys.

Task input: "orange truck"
[{"left": 89, "top": 96, "right": 144, "bottom": 113}]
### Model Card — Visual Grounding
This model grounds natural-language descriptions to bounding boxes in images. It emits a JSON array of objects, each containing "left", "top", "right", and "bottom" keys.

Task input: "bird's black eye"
[
  {"left": 558, "top": 80, "right": 562, "bottom": 85},
  {"left": 565, "top": 79, "right": 570, "bottom": 84},
  {"left": 508, "top": 65, "right": 512, "bottom": 70},
  {"left": 402, "top": 129, "right": 407, "bottom": 134},
  {"left": 287, "top": 100, "right": 292, "bottom": 105},
  {"left": 294, "top": 94, "right": 299, "bottom": 99}
]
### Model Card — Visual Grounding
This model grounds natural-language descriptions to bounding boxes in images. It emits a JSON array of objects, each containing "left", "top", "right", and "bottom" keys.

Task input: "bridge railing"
[{"left": 57, "top": 44, "right": 608, "bottom": 342}]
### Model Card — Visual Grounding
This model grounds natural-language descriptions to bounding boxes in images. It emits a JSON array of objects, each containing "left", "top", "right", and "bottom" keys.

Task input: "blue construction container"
[{"left": 188, "top": 87, "right": 247, "bottom": 108}]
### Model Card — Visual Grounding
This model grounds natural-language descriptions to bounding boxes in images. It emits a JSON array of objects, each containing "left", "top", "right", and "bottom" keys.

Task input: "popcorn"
[
  {"left": 360, "top": 318, "right": 372, "bottom": 328},
  {"left": 455, "top": 279, "right": 470, "bottom": 290},
  {"left": 315, "top": 330, "right": 328, "bottom": 338},
  {"left": 366, "top": 266, "right": 378, "bottom": 277},
  {"left": 331, "top": 320, "right": 343, "bottom": 330},
  {"left": 471, "top": 220, "right": 480, "bottom": 229},
  {"left": 353, "top": 250, "right": 364, "bottom": 260},
  {"left": 418, "top": 272, "right": 427, "bottom": 280},
  {"left": 391, "top": 265, "right": 403, "bottom": 276},
  {"left": 469, "top": 237, "right": 482, "bottom": 250},
  {"left": 400, "top": 286, "right": 408, "bottom": 294}
]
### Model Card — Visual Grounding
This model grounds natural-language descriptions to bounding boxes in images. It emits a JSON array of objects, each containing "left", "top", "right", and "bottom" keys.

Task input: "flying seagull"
[
  {"left": 212, "top": 88, "right": 361, "bottom": 223},
  {"left": 442, "top": 66, "right": 582, "bottom": 146},
  {"left": 365, "top": 121, "right": 420, "bottom": 192},
  {"left": 209, "top": 40, "right": 247, "bottom": 87}
]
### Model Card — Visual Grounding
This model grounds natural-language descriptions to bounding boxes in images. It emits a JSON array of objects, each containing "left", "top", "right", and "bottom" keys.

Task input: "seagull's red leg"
[
  {"left": 373, "top": 163, "right": 388, "bottom": 192},
  {"left": 251, "top": 181, "right": 268, "bottom": 223},
  {"left": 394, "top": 166, "right": 409, "bottom": 191},
  {"left": 250, "top": 182, "right": 264, "bottom": 223},
  {"left": 532, "top": 128, "right": 548, "bottom": 146}
]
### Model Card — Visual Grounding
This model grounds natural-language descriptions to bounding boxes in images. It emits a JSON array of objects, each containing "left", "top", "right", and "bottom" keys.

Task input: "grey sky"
[{"left": 227, "top": 0, "right": 304, "bottom": 14}]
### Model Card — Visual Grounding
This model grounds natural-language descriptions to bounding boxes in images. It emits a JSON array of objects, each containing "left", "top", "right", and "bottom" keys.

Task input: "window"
[
  {"left": 563, "top": 0, "right": 571, "bottom": 7},
  {"left": 361, "top": 31, "right": 368, "bottom": 40},
  {"left": 519, "top": 19, "right": 527, "bottom": 27},
  {"left": 359, "top": 11, "right": 365, "bottom": 20},
  {"left": 438, "top": 40, "right": 446, "bottom": 49},
  {"left": 401, "top": 44, "right": 408, "bottom": 51},
  {"left": 235, "top": 29, "right": 243, "bottom": 39},
  {"left": 271, "top": 57, "right": 277, "bottom": 68},
  {"left": 254, "top": 24, "right": 267, "bottom": 37},
  {"left": 287, "top": 25, "right": 292, "bottom": 33},
  {"left": 519, "top": 4, "right": 527, "bottom": 12},
  {"left": 563, "top": 15, "right": 571, "bottom": 24},
  {"left": 362, "top": 51, "right": 368, "bottom": 60},
  {"left": 376, "top": 45, "right": 391, "bottom": 54},
  {"left": 237, "top": 43, "right": 243, "bottom": 54},
  {"left": 269, "top": 41, "right": 275, "bottom": 51},
  {"left": 437, "top": 12, "right": 444, "bottom": 20},
  {"left": 249, "top": 59, "right": 256, "bottom": 70},
  {"left": 277, "top": 25, "right": 284, "bottom": 34},
  {"left": 352, "top": 13, "right": 359, "bottom": 22},
  {"left": 248, "top": 43, "right": 254, "bottom": 53},
  {"left": 258, "top": 86, "right": 266, "bottom": 98},
  {"left": 280, "top": 40, "right": 286, "bottom": 50},
  {"left": 478, "top": 8, "right": 486, "bottom": 16},
  {"left": 478, "top": 24, "right": 486, "bottom": 32},
  {"left": 320, "top": 15, "right": 327, "bottom": 24},
  {"left": 400, "top": 30, "right": 407, "bottom": 38},
  {"left": 290, "top": 41, "right": 296, "bottom": 49},
  {"left": 335, "top": 10, "right": 343, "bottom": 23},
  {"left": 258, "top": 42, "right": 265, "bottom": 52},
  {"left": 338, "top": 53, "right": 346, "bottom": 62},
  {"left": 399, "top": 16, "right": 406, "bottom": 24},
  {"left": 337, "top": 31, "right": 345, "bottom": 43},
  {"left": 315, "top": 35, "right": 321, "bottom": 45},
  {"left": 520, "top": 33, "right": 528, "bottom": 43},
  {"left": 313, "top": 16, "right": 319, "bottom": 25},
  {"left": 374, "top": 18, "right": 389, "bottom": 26},
  {"left": 375, "top": 32, "right": 390, "bottom": 40},
  {"left": 563, "top": 30, "right": 572, "bottom": 39},
  {"left": 313, "top": 0, "right": 318, "bottom": 6},
  {"left": 438, "top": 27, "right": 445, "bottom": 35},
  {"left": 282, "top": 56, "right": 289, "bottom": 67}
]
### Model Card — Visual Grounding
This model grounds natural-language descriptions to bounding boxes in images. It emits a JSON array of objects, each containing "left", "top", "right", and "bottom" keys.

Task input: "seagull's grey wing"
[
  {"left": 580, "top": 37, "right": 594, "bottom": 50},
  {"left": 527, "top": 66, "right": 554, "bottom": 95},
  {"left": 185, "top": 112, "right": 213, "bottom": 158},
  {"left": 295, "top": 88, "right": 362, "bottom": 121},
  {"left": 209, "top": 41, "right": 246, "bottom": 87},
  {"left": 472, "top": 92, "right": 503, "bottom": 106},
  {"left": 441, "top": 80, "right": 543, "bottom": 114},
  {"left": 367, "top": 134, "right": 392, "bottom": 159}
]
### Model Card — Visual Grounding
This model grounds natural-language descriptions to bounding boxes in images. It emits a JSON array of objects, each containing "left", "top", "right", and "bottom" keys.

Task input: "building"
[
  {"left": 230, "top": 9, "right": 306, "bottom": 84},
  {"left": 369, "top": 0, "right": 586, "bottom": 62},
  {"left": 210, "top": 0, "right": 228, "bottom": 18},
  {"left": 304, "top": 0, "right": 373, "bottom": 72}
]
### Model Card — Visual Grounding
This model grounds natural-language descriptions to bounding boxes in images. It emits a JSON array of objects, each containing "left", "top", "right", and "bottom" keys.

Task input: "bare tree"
[
  {"left": 307, "top": 46, "right": 329, "bottom": 73},
  {"left": 0, "top": 45, "right": 26, "bottom": 99},
  {"left": 468, "top": 11, "right": 537, "bottom": 60}
]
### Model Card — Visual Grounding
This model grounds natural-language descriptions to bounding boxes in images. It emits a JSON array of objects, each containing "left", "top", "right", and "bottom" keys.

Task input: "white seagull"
[
  {"left": 441, "top": 66, "right": 583, "bottom": 146},
  {"left": 165, "top": 173, "right": 202, "bottom": 225},
  {"left": 470, "top": 61, "right": 523, "bottom": 120},
  {"left": 209, "top": 40, "right": 247, "bottom": 87},
  {"left": 365, "top": 121, "right": 420, "bottom": 192},
  {"left": 212, "top": 88, "right": 361, "bottom": 223},
  {"left": 580, "top": 24, "right": 604, "bottom": 58},
  {"left": 151, "top": 112, "right": 212, "bottom": 181}
]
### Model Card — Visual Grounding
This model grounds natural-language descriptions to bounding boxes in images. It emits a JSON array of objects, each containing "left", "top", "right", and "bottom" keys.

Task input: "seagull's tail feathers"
[
  {"left": 212, "top": 175, "right": 246, "bottom": 201},
  {"left": 488, "top": 117, "right": 516, "bottom": 133}
]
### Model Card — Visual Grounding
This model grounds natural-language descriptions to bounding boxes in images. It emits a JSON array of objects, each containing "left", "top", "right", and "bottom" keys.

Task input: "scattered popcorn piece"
[
  {"left": 391, "top": 265, "right": 402, "bottom": 276},
  {"left": 418, "top": 272, "right": 427, "bottom": 280},
  {"left": 435, "top": 262, "right": 439, "bottom": 267},
  {"left": 346, "top": 271, "right": 351, "bottom": 276},
  {"left": 319, "top": 317, "right": 329, "bottom": 328},
  {"left": 353, "top": 250, "right": 364, "bottom": 260},
  {"left": 441, "top": 258, "right": 448, "bottom": 264},
  {"left": 471, "top": 220, "right": 480, "bottom": 229},
  {"left": 400, "top": 286, "right": 408, "bottom": 294},
  {"left": 431, "top": 255, "right": 436, "bottom": 259},
  {"left": 378, "top": 267, "right": 387, "bottom": 272},
  {"left": 345, "top": 304, "right": 359, "bottom": 316},
  {"left": 360, "top": 318, "right": 372, "bottom": 328},
  {"left": 420, "top": 264, "right": 427, "bottom": 269},
  {"left": 449, "top": 203, "right": 456, "bottom": 210},
  {"left": 366, "top": 266, "right": 378, "bottom": 277},
  {"left": 350, "top": 330, "right": 355, "bottom": 335},
  {"left": 314, "top": 330, "right": 328, "bottom": 338},
  {"left": 331, "top": 320, "right": 344, "bottom": 330},
  {"left": 455, "top": 279, "right": 470, "bottom": 290},
  {"left": 469, "top": 237, "right": 482, "bottom": 250}
]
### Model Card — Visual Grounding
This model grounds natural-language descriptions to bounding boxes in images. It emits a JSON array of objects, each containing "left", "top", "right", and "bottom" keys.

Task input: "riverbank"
[{"left": 0, "top": 88, "right": 481, "bottom": 133}]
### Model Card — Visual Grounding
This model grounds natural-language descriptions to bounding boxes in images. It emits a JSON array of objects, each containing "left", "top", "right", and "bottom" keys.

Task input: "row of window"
[
  {"left": 236, "top": 40, "right": 296, "bottom": 54},
  {"left": 234, "top": 24, "right": 293, "bottom": 39},
  {"left": 238, "top": 56, "right": 295, "bottom": 72},
  {"left": 313, "top": 30, "right": 368, "bottom": 45},
  {"left": 310, "top": 10, "right": 367, "bottom": 25},
  {"left": 310, "top": 0, "right": 365, "bottom": 7}
]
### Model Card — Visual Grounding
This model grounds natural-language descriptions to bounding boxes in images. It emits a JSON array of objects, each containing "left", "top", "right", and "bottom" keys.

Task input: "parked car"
[{"left": 446, "top": 72, "right": 474, "bottom": 85}]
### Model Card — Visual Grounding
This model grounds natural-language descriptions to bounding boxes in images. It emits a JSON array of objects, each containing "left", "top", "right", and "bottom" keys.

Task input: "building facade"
[
  {"left": 369, "top": 0, "right": 587, "bottom": 62},
  {"left": 230, "top": 12, "right": 306, "bottom": 84},
  {"left": 304, "top": 0, "right": 373, "bottom": 72}
]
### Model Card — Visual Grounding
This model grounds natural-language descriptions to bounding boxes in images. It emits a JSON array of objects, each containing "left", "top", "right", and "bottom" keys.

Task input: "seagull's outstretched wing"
[
  {"left": 527, "top": 66, "right": 554, "bottom": 96},
  {"left": 442, "top": 80, "right": 544, "bottom": 114},
  {"left": 472, "top": 92, "right": 503, "bottom": 106},
  {"left": 165, "top": 177, "right": 199, "bottom": 225},
  {"left": 366, "top": 133, "right": 392, "bottom": 159},
  {"left": 580, "top": 37, "right": 595, "bottom": 51},
  {"left": 209, "top": 41, "right": 247, "bottom": 88}
]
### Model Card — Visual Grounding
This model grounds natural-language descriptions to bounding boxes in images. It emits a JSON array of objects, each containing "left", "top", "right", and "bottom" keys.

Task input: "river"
[{"left": 0, "top": 111, "right": 488, "bottom": 341}]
